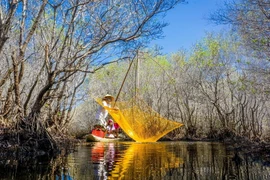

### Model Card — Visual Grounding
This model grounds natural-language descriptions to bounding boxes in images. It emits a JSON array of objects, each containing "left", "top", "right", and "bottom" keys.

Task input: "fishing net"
[
  {"left": 94, "top": 55, "right": 183, "bottom": 142},
  {"left": 96, "top": 97, "right": 183, "bottom": 142}
]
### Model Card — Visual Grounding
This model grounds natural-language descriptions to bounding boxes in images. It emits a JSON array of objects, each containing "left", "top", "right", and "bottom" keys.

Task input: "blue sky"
[{"left": 151, "top": 0, "right": 228, "bottom": 54}]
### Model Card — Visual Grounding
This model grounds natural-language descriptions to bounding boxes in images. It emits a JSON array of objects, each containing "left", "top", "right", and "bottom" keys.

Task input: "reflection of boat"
[
  {"left": 56, "top": 173, "right": 73, "bottom": 180},
  {"left": 91, "top": 142, "right": 105, "bottom": 162},
  {"left": 91, "top": 142, "right": 118, "bottom": 179},
  {"left": 86, "top": 134, "right": 122, "bottom": 142}
]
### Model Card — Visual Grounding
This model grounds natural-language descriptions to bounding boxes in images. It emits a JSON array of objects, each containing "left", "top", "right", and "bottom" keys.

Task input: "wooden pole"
[
  {"left": 135, "top": 52, "right": 140, "bottom": 97},
  {"left": 114, "top": 55, "right": 136, "bottom": 106}
]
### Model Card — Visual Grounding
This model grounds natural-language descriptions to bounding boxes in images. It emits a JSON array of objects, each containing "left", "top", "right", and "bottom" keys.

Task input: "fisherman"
[{"left": 95, "top": 94, "right": 117, "bottom": 127}]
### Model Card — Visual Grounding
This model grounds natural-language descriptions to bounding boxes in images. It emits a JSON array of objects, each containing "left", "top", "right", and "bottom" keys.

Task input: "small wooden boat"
[
  {"left": 86, "top": 134, "right": 122, "bottom": 142},
  {"left": 86, "top": 129, "right": 122, "bottom": 142}
]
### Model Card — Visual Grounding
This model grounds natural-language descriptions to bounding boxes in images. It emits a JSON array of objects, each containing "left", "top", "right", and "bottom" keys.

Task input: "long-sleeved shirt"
[{"left": 95, "top": 100, "right": 111, "bottom": 126}]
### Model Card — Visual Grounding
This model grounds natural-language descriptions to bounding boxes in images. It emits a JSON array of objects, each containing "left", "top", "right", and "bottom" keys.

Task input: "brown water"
[{"left": 1, "top": 141, "right": 270, "bottom": 179}]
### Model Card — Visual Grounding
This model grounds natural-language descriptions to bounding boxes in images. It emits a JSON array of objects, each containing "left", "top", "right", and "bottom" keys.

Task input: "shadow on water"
[{"left": 1, "top": 141, "right": 270, "bottom": 179}]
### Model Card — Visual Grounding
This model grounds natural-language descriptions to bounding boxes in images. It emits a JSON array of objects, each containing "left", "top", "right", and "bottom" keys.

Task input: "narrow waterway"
[{"left": 1, "top": 141, "right": 270, "bottom": 179}]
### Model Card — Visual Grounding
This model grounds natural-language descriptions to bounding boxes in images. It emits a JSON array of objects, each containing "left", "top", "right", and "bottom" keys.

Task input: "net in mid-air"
[{"left": 96, "top": 97, "right": 183, "bottom": 142}]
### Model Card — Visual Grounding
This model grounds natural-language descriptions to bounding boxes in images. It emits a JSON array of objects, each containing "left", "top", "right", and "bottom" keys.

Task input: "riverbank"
[
  {"left": 1, "top": 128, "right": 270, "bottom": 167},
  {"left": 0, "top": 127, "right": 78, "bottom": 166}
]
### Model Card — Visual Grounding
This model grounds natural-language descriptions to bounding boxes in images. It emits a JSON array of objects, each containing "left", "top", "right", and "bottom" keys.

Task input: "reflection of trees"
[
  {"left": 2, "top": 142, "right": 270, "bottom": 179},
  {"left": 0, "top": 155, "right": 70, "bottom": 180},
  {"left": 187, "top": 143, "right": 199, "bottom": 179},
  {"left": 221, "top": 150, "right": 270, "bottom": 180},
  {"left": 180, "top": 142, "right": 270, "bottom": 179}
]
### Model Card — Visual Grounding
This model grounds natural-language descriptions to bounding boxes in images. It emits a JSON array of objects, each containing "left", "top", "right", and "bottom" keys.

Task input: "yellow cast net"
[
  {"left": 94, "top": 54, "right": 184, "bottom": 142},
  {"left": 96, "top": 97, "right": 183, "bottom": 142}
]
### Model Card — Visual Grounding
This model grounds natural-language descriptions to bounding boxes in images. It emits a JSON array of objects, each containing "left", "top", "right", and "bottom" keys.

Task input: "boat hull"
[{"left": 86, "top": 134, "right": 122, "bottom": 142}]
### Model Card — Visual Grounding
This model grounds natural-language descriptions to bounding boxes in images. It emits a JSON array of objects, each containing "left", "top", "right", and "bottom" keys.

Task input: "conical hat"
[{"left": 102, "top": 94, "right": 114, "bottom": 101}]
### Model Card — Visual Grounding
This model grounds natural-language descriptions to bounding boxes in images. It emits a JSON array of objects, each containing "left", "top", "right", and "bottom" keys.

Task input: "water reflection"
[
  {"left": 69, "top": 142, "right": 270, "bottom": 179},
  {"left": 67, "top": 142, "right": 184, "bottom": 179},
  {"left": 91, "top": 142, "right": 118, "bottom": 178},
  {"left": 1, "top": 141, "right": 270, "bottom": 179},
  {"left": 109, "top": 142, "right": 183, "bottom": 179}
]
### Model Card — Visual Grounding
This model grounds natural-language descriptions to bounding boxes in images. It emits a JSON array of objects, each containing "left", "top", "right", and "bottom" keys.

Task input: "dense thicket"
[
  {"left": 0, "top": 0, "right": 184, "bottom": 152},
  {"left": 208, "top": 0, "right": 270, "bottom": 140},
  {"left": 75, "top": 32, "right": 270, "bottom": 141}
]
